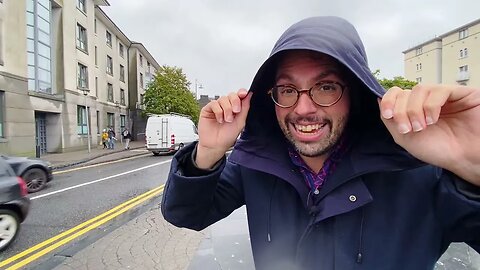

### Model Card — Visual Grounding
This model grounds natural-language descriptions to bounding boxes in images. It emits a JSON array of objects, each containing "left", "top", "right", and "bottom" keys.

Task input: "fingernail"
[
  {"left": 233, "top": 105, "right": 240, "bottom": 113},
  {"left": 426, "top": 116, "right": 434, "bottom": 125},
  {"left": 382, "top": 109, "right": 393, "bottom": 119},
  {"left": 398, "top": 124, "right": 411, "bottom": 134},
  {"left": 411, "top": 121, "right": 423, "bottom": 132},
  {"left": 226, "top": 115, "right": 233, "bottom": 122}
]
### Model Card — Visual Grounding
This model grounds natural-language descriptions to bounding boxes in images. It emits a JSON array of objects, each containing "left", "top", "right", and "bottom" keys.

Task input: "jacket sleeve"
[
  {"left": 436, "top": 168, "right": 480, "bottom": 246},
  {"left": 161, "top": 142, "right": 245, "bottom": 231}
]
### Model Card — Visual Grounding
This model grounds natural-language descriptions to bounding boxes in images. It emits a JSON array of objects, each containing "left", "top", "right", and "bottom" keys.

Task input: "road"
[{"left": 0, "top": 154, "right": 172, "bottom": 268}]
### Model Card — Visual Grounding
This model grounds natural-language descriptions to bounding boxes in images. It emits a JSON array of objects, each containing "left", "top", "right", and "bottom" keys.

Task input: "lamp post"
[
  {"left": 194, "top": 79, "right": 203, "bottom": 100},
  {"left": 82, "top": 89, "right": 91, "bottom": 153}
]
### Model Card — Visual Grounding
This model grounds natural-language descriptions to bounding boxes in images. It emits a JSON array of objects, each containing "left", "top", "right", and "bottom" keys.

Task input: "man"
[
  {"left": 122, "top": 127, "right": 132, "bottom": 150},
  {"left": 108, "top": 127, "right": 116, "bottom": 149},
  {"left": 162, "top": 16, "right": 480, "bottom": 270}
]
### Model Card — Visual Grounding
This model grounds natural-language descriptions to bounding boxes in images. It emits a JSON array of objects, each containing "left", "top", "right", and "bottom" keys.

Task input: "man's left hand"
[{"left": 379, "top": 84, "right": 480, "bottom": 186}]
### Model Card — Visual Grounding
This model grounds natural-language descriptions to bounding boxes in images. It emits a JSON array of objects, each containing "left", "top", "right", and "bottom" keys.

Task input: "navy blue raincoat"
[{"left": 162, "top": 16, "right": 480, "bottom": 270}]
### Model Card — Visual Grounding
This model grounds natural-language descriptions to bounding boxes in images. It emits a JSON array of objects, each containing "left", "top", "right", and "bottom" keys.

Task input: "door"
[{"left": 35, "top": 112, "right": 47, "bottom": 155}]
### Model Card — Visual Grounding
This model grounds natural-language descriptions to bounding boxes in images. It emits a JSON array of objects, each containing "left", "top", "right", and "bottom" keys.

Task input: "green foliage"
[
  {"left": 143, "top": 65, "right": 199, "bottom": 123},
  {"left": 372, "top": 69, "right": 417, "bottom": 90}
]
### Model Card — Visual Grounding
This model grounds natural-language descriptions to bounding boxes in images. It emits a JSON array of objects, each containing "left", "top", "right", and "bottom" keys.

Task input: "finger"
[
  {"left": 217, "top": 96, "right": 234, "bottom": 123},
  {"left": 422, "top": 86, "right": 450, "bottom": 125},
  {"left": 406, "top": 84, "right": 430, "bottom": 132},
  {"left": 237, "top": 92, "right": 253, "bottom": 123},
  {"left": 229, "top": 92, "right": 242, "bottom": 114},
  {"left": 380, "top": 88, "right": 412, "bottom": 134},
  {"left": 392, "top": 90, "right": 412, "bottom": 134},
  {"left": 379, "top": 86, "right": 402, "bottom": 119},
  {"left": 209, "top": 100, "right": 225, "bottom": 123}
]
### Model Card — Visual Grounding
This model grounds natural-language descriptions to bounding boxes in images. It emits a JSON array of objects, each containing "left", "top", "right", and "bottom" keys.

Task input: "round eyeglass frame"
[{"left": 267, "top": 81, "right": 346, "bottom": 108}]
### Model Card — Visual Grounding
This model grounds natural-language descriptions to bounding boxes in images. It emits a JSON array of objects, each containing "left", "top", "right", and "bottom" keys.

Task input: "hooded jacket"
[{"left": 161, "top": 16, "right": 480, "bottom": 270}]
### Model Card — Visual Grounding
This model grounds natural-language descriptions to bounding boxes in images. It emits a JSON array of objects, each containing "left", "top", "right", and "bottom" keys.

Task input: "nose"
[{"left": 293, "top": 92, "right": 317, "bottom": 115}]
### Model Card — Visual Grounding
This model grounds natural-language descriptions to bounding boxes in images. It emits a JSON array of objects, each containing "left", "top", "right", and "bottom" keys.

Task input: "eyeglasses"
[{"left": 268, "top": 81, "right": 346, "bottom": 108}]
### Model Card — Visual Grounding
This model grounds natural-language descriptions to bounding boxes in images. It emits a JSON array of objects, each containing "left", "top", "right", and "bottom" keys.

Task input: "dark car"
[
  {"left": 0, "top": 158, "right": 30, "bottom": 251},
  {"left": 1, "top": 155, "right": 53, "bottom": 193}
]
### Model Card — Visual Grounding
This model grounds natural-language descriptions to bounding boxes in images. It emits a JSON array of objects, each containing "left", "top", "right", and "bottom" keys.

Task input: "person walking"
[
  {"left": 101, "top": 129, "right": 109, "bottom": 149},
  {"left": 108, "top": 127, "right": 116, "bottom": 149},
  {"left": 122, "top": 128, "right": 132, "bottom": 150},
  {"left": 161, "top": 16, "right": 480, "bottom": 270}
]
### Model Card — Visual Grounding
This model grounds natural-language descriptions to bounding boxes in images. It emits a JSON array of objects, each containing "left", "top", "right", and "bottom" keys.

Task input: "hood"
[{"left": 235, "top": 16, "right": 389, "bottom": 153}]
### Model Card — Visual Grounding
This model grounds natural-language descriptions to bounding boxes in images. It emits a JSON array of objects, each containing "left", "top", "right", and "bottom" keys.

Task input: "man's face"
[{"left": 274, "top": 50, "right": 350, "bottom": 157}]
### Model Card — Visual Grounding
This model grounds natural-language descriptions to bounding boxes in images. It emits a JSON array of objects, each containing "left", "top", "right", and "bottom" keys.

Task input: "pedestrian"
[
  {"left": 122, "top": 127, "right": 132, "bottom": 150},
  {"left": 108, "top": 127, "right": 116, "bottom": 149},
  {"left": 161, "top": 16, "right": 480, "bottom": 270},
  {"left": 101, "top": 129, "right": 109, "bottom": 149}
]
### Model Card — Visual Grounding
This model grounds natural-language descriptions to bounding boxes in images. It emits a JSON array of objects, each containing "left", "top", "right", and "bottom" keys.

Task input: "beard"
[{"left": 279, "top": 114, "right": 348, "bottom": 157}]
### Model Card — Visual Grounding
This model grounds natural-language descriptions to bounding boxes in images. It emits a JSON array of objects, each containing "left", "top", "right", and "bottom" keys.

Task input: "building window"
[
  {"left": 120, "top": 115, "right": 126, "bottom": 131},
  {"left": 77, "top": 0, "right": 86, "bottom": 13},
  {"left": 459, "top": 65, "right": 468, "bottom": 72},
  {"left": 76, "top": 23, "right": 88, "bottom": 53},
  {"left": 416, "top": 77, "right": 422, "bottom": 83},
  {"left": 94, "top": 18, "right": 97, "bottom": 34},
  {"left": 463, "top": 48, "right": 468, "bottom": 58},
  {"left": 77, "top": 105, "right": 88, "bottom": 135},
  {"left": 139, "top": 54, "right": 143, "bottom": 66},
  {"left": 120, "top": 89, "right": 125, "bottom": 105},
  {"left": 459, "top": 29, "right": 468, "bottom": 40},
  {"left": 140, "top": 93, "right": 144, "bottom": 104},
  {"left": 107, "top": 112, "right": 114, "bottom": 130},
  {"left": 0, "top": 91, "right": 4, "bottom": 138},
  {"left": 106, "top": 30, "right": 112, "bottom": 47},
  {"left": 95, "top": 77, "right": 98, "bottom": 97},
  {"left": 107, "top": 83, "right": 113, "bottom": 102},
  {"left": 119, "top": 43, "right": 124, "bottom": 58},
  {"left": 140, "top": 73, "right": 144, "bottom": 88},
  {"left": 147, "top": 62, "right": 151, "bottom": 73},
  {"left": 96, "top": 110, "right": 100, "bottom": 134},
  {"left": 106, "top": 55, "right": 113, "bottom": 75},
  {"left": 415, "top": 47, "right": 422, "bottom": 56},
  {"left": 27, "top": 0, "right": 53, "bottom": 93},
  {"left": 77, "top": 63, "right": 88, "bottom": 89},
  {"left": 120, "top": 64, "right": 125, "bottom": 82},
  {"left": 94, "top": 46, "right": 98, "bottom": 66}
]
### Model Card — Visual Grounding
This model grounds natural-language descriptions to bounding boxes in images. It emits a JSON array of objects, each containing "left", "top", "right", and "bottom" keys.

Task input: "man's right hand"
[{"left": 195, "top": 89, "right": 252, "bottom": 169}]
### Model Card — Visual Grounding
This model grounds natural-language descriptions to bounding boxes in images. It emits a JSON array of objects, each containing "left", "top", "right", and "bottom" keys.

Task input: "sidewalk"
[{"left": 42, "top": 140, "right": 148, "bottom": 170}]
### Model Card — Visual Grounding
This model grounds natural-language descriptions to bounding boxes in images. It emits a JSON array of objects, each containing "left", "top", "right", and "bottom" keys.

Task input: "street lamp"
[
  {"left": 194, "top": 79, "right": 203, "bottom": 100},
  {"left": 82, "top": 89, "right": 91, "bottom": 153}
]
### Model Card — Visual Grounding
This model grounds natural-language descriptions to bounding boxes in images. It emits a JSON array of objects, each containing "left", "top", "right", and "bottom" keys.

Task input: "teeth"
[{"left": 295, "top": 124, "right": 322, "bottom": 132}]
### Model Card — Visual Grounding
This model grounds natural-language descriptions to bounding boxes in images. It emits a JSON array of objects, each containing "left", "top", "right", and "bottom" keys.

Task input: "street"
[{"left": 0, "top": 152, "right": 479, "bottom": 269}]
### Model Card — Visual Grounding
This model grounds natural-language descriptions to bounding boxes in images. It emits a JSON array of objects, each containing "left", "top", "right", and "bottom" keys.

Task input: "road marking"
[
  {"left": 0, "top": 185, "right": 165, "bottom": 269},
  {"left": 53, "top": 153, "right": 152, "bottom": 175},
  {"left": 32, "top": 160, "right": 171, "bottom": 200}
]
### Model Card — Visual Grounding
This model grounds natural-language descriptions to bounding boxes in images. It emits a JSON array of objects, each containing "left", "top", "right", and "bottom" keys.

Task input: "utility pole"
[{"left": 82, "top": 89, "right": 91, "bottom": 153}]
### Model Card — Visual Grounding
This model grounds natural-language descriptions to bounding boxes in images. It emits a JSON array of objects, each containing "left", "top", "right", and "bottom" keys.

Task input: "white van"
[{"left": 145, "top": 113, "right": 199, "bottom": 155}]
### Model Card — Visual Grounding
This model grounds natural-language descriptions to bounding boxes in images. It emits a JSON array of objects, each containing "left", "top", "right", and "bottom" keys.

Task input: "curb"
[{"left": 51, "top": 146, "right": 146, "bottom": 171}]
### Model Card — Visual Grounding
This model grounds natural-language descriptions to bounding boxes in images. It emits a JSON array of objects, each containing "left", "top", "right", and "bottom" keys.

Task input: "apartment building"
[
  {"left": 404, "top": 18, "right": 480, "bottom": 87},
  {"left": 0, "top": 0, "right": 159, "bottom": 156},
  {"left": 128, "top": 43, "right": 159, "bottom": 141}
]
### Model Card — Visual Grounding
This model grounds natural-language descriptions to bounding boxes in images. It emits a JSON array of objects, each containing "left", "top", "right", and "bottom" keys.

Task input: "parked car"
[
  {"left": 1, "top": 155, "right": 53, "bottom": 193},
  {"left": 0, "top": 158, "right": 30, "bottom": 251}
]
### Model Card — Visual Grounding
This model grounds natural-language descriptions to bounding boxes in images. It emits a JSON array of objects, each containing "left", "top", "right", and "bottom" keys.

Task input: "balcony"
[{"left": 456, "top": 71, "right": 470, "bottom": 82}]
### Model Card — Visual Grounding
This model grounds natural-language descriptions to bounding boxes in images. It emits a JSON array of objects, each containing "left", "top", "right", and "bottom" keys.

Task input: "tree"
[
  {"left": 143, "top": 65, "right": 200, "bottom": 123},
  {"left": 372, "top": 69, "right": 417, "bottom": 90}
]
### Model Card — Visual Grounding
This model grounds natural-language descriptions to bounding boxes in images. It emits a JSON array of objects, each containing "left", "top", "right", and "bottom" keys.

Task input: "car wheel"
[
  {"left": 152, "top": 151, "right": 160, "bottom": 156},
  {"left": 0, "top": 209, "right": 20, "bottom": 252},
  {"left": 22, "top": 168, "right": 48, "bottom": 193}
]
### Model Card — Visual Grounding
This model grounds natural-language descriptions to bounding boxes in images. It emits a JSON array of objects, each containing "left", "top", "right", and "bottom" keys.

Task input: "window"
[
  {"left": 147, "top": 62, "right": 151, "bottom": 73},
  {"left": 94, "top": 46, "right": 98, "bottom": 65},
  {"left": 27, "top": 0, "right": 52, "bottom": 93},
  {"left": 95, "top": 77, "right": 98, "bottom": 97},
  {"left": 119, "top": 43, "right": 124, "bottom": 58},
  {"left": 464, "top": 48, "right": 468, "bottom": 58},
  {"left": 416, "top": 63, "right": 422, "bottom": 71},
  {"left": 140, "top": 73, "right": 144, "bottom": 88},
  {"left": 106, "top": 55, "right": 113, "bottom": 75},
  {"left": 120, "top": 89, "right": 125, "bottom": 105},
  {"left": 107, "top": 112, "right": 114, "bottom": 130},
  {"left": 459, "top": 65, "right": 468, "bottom": 72},
  {"left": 96, "top": 110, "right": 100, "bottom": 134},
  {"left": 416, "top": 77, "right": 422, "bottom": 83},
  {"left": 76, "top": 23, "right": 88, "bottom": 52},
  {"left": 120, "top": 65, "right": 125, "bottom": 82},
  {"left": 415, "top": 47, "right": 422, "bottom": 56},
  {"left": 140, "top": 93, "right": 144, "bottom": 104},
  {"left": 0, "top": 91, "right": 4, "bottom": 138},
  {"left": 77, "top": 0, "right": 86, "bottom": 13},
  {"left": 94, "top": 18, "right": 97, "bottom": 34},
  {"left": 106, "top": 30, "right": 112, "bottom": 47},
  {"left": 139, "top": 54, "right": 143, "bottom": 66},
  {"left": 120, "top": 115, "right": 126, "bottom": 131},
  {"left": 77, "top": 105, "right": 88, "bottom": 134},
  {"left": 459, "top": 29, "right": 468, "bottom": 39},
  {"left": 77, "top": 63, "right": 88, "bottom": 89},
  {"left": 107, "top": 83, "right": 113, "bottom": 102}
]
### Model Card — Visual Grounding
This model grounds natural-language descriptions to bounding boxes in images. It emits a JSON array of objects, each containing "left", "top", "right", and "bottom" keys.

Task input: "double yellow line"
[{"left": 0, "top": 184, "right": 165, "bottom": 270}]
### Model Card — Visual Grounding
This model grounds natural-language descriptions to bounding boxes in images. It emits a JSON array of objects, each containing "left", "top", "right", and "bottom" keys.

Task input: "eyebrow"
[{"left": 275, "top": 69, "right": 343, "bottom": 83}]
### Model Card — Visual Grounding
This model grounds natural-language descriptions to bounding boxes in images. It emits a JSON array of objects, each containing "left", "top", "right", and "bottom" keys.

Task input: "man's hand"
[
  {"left": 378, "top": 84, "right": 480, "bottom": 185},
  {"left": 195, "top": 89, "right": 252, "bottom": 169}
]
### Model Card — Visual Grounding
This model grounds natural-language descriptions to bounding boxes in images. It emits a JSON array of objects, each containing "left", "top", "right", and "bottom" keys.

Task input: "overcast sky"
[{"left": 103, "top": 1, "right": 480, "bottom": 97}]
